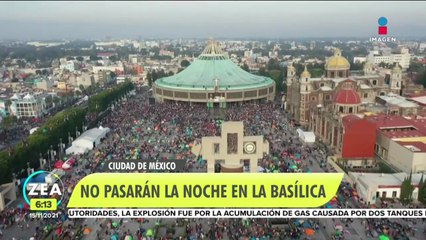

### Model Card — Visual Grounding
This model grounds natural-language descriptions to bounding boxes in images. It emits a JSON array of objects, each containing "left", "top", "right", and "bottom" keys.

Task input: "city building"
[
  {"left": 153, "top": 40, "right": 275, "bottom": 103},
  {"left": 349, "top": 172, "right": 423, "bottom": 205},
  {"left": 9, "top": 93, "right": 46, "bottom": 118},
  {"left": 367, "top": 47, "right": 411, "bottom": 69},
  {"left": 408, "top": 94, "right": 426, "bottom": 108},
  {"left": 286, "top": 48, "right": 403, "bottom": 127},
  {"left": 57, "top": 81, "right": 68, "bottom": 90},
  {"left": 159, "top": 50, "right": 175, "bottom": 58},
  {"left": 60, "top": 60, "right": 79, "bottom": 72},
  {"left": 366, "top": 114, "right": 426, "bottom": 174},
  {"left": 0, "top": 99, "right": 9, "bottom": 117},
  {"left": 191, "top": 121, "right": 269, "bottom": 173},
  {"left": 375, "top": 93, "right": 419, "bottom": 116},
  {"left": 286, "top": 48, "right": 410, "bottom": 165},
  {"left": 353, "top": 57, "right": 367, "bottom": 64},
  {"left": 34, "top": 78, "right": 53, "bottom": 91}
]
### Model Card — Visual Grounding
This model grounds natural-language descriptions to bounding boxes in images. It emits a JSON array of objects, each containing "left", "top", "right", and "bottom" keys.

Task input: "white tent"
[
  {"left": 45, "top": 169, "right": 65, "bottom": 185},
  {"left": 65, "top": 127, "right": 110, "bottom": 155},
  {"left": 296, "top": 129, "right": 316, "bottom": 143},
  {"left": 29, "top": 127, "right": 39, "bottom": 135}
]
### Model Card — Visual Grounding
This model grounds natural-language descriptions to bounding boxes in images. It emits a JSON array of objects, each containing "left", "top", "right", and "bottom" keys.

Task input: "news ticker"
[
  {"left": 67, "top": 208, "right": 426, "bottom": 219},
  {"left": 66, "top": 173, "right": 343, "bottom": 208}
]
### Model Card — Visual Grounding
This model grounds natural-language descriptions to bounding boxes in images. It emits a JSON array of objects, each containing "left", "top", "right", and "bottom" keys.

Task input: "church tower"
[
  {"left": 285, "top": 63, "right": 297, "bottom": 112},
  {"left": 286, "top": 62, "right": 296, "bottom": 86},
  {"left": 390, "top": 64, "right": 402, "bottom": 94},
  {"left": 299, "top": 65, "right": 311, "bottom": 125},
  {"left": 363, "top": 60, "right": 374, "bottom": 75},
  {"left": 300, "top": 65, "right": 311, "bottom": 93}
]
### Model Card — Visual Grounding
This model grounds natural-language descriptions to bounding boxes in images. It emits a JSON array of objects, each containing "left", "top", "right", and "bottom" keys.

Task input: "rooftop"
[
  {"left": 378, "top": 94, "right": 418, "bottom": 108},
  {"left": 409, "top": 95, "right": 426, "bottom": 106},
  {"left": 382, "top": 129, "right": 425, "bottom": 139},
  {"left": 350, "top": 172, "right": 425, "bottom": 188},
  {"left": 397, "top": 141, "right": 426, "bottom": 152},
  {"left": 154, "top": 40, "right": 274, "bottom": 90},
  {"left": 366, "top": 114, "right": 414, "bottom": 129},
  {"left": 360, "top": 84, "right": 372, "bottom": 89},
  {"left": 334, "top": 88, "right": 361, "bottom": 105},
  {"left": 410, "top": 118, "right": 426, "bottom": 134},
  {"left": 342, "top": 114, "right": 362, "bottom": 128}
]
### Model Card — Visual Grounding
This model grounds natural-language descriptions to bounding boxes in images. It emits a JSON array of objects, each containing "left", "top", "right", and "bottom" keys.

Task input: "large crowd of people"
[{"left": 1, "top": 88, "right": 425, "bottom": 239}]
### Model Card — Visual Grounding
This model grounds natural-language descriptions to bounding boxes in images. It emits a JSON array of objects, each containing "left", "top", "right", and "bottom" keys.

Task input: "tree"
[
  {"left": 420, "top": 178, "right": 426, "bottom": 205},
  {"left": 76, "top": 56, "right": 84, "bottom": 62},
  {"left": 168, "top": 70, "right": 174, "bottom": 76},
  {"left": 415, "top": 70, "right": 426, "bottom": 88},
  {"left": 180, "top": 59, "right": 190, "bottom": 68},
  {"left": 11, "top": 78, "right": 19, "bottom": 83},
  {"left": 146, "top": 71, "right": 152, "bottom": 87},
  {"left": 418, "top": 174, "right": 424, "bottom": 203},
  {"left": 110, "top": 71, "right": 117, "bottom": 80},
  {"left": 241, "top": 63, "right": 249, "bottom": 72},
  {"left": 269, "top": 69, "right": 283, "bottom": 93},
  {"left": 267, "top": 58, "right": 281, "bottom": 70},
  {"left": 66, "top": 56, "right": 75, "bottom": 61},
  {"left": 41, "top": 69, "right": 49, "bottom": 75},
  {"left": 258, "top": 67, "right": 268, "bottom": 77},
  {"left": 351, "top": 62, "right": 364, "bottom": 71},
  {"left": 88, "top": 82, "right": 134, "bottom": 113},
  {"left": 109, "top": 55, "right": 118, "bottom": 62},
  {"left": 90, "top": 55, "right": 100, "bottom": 61},
  {"left": 151, "top": 70, "right": 159, "bottom": 82},
  {"left": 0, "top": 116, "right": 16, "bottom": 129},
  {"left": 35, "top": 69, "right": 42, "bottom": 75},
  {"left": 400, "top": 173, "right": 414, "bottom": 205},
  {"left": 309, "top": 68, "right": 324, "bottom": 78},
  {"left": 17, "top": 59, "right": 26, "bottom": 68}
]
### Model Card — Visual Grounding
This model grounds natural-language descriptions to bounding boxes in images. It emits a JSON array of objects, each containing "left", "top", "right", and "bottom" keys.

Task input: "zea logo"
[
  {"left": 370, "top": 17, "right": 396, "bottom": 42},
  {"left": 23, "top": 170, "right": 65, "bottom": 211}
]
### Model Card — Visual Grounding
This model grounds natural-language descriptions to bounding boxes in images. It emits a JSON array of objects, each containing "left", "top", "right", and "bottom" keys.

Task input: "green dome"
[{"left": 154, "top": 40, "right": 274, "bottom": 91}]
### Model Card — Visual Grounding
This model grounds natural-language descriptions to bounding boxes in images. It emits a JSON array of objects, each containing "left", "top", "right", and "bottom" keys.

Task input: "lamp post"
[
  {"left": 58, "top": 138, "right": 63, "bottom": 160},
  {"left": 48, "top": 145, "right": 54, "bottom": 171},
  {"left": 12, "top": 172, "right": 16, "bottom": 183},
  {"left": 39, "top": 153, "right": 44, "bottom": 169}
]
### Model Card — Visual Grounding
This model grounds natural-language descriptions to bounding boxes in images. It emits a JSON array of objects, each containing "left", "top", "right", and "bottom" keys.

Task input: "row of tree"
[
  {"left": 399, "top": 173, "right": 426, "bottom": 205},
  {"left": 88, "top": 81, "right": 135, "bottom": 113},
  {"left": 408, "top": 60, "right": 426, "bottom": 88},
  {"left": 146, "top": 69, "right": 175, "bottom": 87},
  {"left": 0, "top": 107, "right": 87, "bottom": 184},
  {"left": 0, "top": 82, "right": 136, "bottom": 184}
]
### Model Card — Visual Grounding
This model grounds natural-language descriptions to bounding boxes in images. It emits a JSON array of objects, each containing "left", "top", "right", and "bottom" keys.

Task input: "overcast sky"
[{"left": 0, "top": 1, "right": 425, "bottom": 40}]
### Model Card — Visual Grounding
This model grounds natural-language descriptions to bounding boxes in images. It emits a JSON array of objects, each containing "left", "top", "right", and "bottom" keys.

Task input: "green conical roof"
[{"left": 154, "top": 40, "right": 274, "bottom": 91}]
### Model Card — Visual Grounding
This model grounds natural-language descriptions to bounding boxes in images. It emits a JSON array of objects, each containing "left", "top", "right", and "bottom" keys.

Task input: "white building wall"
[
  {"left": 387, "top": 140, "right": 414, "bottom": 174},
  {"left": 412, "top": 152, "right": 426, "bottom": 173}
]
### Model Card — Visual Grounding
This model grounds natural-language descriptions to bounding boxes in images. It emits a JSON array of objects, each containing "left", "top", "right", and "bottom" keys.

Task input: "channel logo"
[
  {"left": 369, "top": 17, "right": 396, "bottom": 42},
  {"left": 378, "top": 17, "right": 388, "bottom": 35},
  {"left": 23, "top": 170, "right": 65, "bottom": 211}
]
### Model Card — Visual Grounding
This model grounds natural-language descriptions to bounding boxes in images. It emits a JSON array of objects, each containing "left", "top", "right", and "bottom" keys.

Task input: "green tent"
[
  {"left": 378, "top": 235, "right": 390, "bottom": 240},
  {"left": 146, "top": 229, "right": 154, "bottom": 237}
]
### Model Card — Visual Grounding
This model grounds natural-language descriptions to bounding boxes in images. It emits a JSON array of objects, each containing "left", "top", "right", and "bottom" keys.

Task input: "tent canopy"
[
  {"left": 296, "top": 129, "right": 315, "bottom": 143},
  {"left": 66, "top": 127, "right": 110, "bottom": 155}
]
